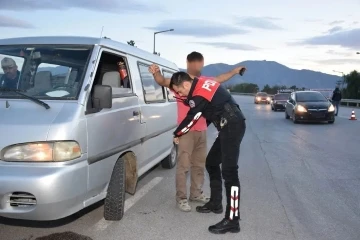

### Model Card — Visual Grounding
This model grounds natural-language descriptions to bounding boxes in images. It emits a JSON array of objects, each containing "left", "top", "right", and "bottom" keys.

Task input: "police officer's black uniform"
[{"left": 173, "top": 73, "right": 246, "bottom": 234}]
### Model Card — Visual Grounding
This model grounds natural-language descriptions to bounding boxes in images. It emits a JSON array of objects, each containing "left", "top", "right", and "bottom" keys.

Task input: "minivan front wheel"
[
  {"left": 104, "top": 157, "right": 126, "bottom": 221},
  {"left": 161, "top": 144, "right": 178, "bottom": 169}
]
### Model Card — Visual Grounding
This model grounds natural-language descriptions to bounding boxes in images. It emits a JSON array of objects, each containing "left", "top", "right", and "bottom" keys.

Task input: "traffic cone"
[{"left": 349, "top": 110, "right": 357, "bottom": 120}]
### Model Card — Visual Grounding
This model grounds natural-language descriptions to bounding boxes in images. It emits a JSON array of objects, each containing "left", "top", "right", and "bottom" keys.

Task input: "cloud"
[
  {"left": 304, "top": 18, "right": 322, "bottom": 22},
  {"left": 264, "top": 17, "right": 282, "bottom": 21},
  {"left": 326, "top": 50, "right": 353, "bottom": 57},
  {"left": 312, "top": 58, "right": 360, "bottom": 65},
  {"left": 329, "top": 20, "right": 344, "bottom": 25},
  {"left": 327, "top": 26, "right": 343, "bottom": 34},
  {"left": 236, "top": 17, "right": 283, "bottom": 30},
  {"left": 0, "top": 0, "right": 163, "bottom": 13},
  {"left": 0, "top": 15, "right": 34, "bottom": 28},
  {"left": 297, "top": 28, "right": 360, "bottom": 49},
  {"left": 191, "top": 42, "right": 259, "bottom": 51},
  {"left": 146, "top": 20, "right": 248, "bottom": 38}
]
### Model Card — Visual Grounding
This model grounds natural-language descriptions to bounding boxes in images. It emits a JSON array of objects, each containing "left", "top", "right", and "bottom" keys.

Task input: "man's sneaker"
[
  {"left": 177, "top": 199, "right": 191, "bottom": 212},
  {"left": 189, "top": 193, "right": 210, "bottom": 203},
  {"left": 196, "top": 201, "right": 223, "bottom": 214},
  {"left": 208, "top": 218, "right": 240, "bottom": 234}
]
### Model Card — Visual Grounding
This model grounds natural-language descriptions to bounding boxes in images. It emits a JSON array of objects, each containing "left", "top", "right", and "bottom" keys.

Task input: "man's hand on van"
[
  {"left": 173, "top": 137, "right": 180, "bottom": 145},
  {"left": 149, "top": 64, "right": 171, "bottom": 88},
  {"left": 148, "top": 64, "right": 160, "bottom": 74}
]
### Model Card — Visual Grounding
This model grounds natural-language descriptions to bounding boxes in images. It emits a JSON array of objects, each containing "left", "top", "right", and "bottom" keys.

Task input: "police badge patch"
[{"left": 189, "top": 100, "right": 195, "bottom": 108}]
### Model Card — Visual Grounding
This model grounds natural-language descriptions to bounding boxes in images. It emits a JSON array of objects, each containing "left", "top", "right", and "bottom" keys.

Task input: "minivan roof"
[{"left": 0, "top": 36, "right": 178, "bottom": 71}]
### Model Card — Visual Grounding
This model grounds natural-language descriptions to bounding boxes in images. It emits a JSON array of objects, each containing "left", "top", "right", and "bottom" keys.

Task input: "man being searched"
[
  {"left": 1, "top": 57, "right": 20, "bottom": 89},
  {"left": 170, "top": 72, "right": 246, "bottom": 234},
  {"left": 148, "top": 51, "right": 245, "bottom": 212}
]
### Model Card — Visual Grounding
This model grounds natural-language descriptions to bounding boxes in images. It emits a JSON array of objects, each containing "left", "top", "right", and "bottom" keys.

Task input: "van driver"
[{"left": 1, "top": 57, "right": 20, "bottom": 89}]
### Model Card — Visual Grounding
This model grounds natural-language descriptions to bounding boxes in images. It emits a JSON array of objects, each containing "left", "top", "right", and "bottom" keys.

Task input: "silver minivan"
[{"left": 0, "top": 36, "right": 178, "bottom": 221}]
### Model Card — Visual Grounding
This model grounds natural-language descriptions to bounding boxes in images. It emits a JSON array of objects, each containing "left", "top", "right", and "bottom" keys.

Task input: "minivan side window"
[
  {"left": 93, "top": 51, "right": 132, "bottom": 97},
  {"left": 86, "top": 50, "right": 133, "bottom": 113},
  {"left": 138, "top": 63, "right": 165, "bottom": 103},
  {"left": 162, "top": 70, "right": 176, "bottom": 102}
]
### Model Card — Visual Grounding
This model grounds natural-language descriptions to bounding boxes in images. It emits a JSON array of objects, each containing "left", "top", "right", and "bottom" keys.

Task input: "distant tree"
[
  {"left": 261, "top": 84, "right": 272, "bottom": 93},
  {"left": 127, "top": 40, "right": 136, "bottom": 47},
  {"left": 343, "top": 70, "right": 360, "bottom": 99},
  {"left": 231, "top": 83, "right": 259, "bottom": 93}
]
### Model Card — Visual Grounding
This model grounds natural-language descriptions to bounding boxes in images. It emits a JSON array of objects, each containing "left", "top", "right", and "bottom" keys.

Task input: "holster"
[{"left": 213, "top": 103, "right": 245, "bottom": 131}]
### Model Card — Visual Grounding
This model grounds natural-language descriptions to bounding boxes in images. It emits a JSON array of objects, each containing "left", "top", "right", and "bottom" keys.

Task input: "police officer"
[{"left": 171, "top": 71, "right": 246, "bottom": 234}]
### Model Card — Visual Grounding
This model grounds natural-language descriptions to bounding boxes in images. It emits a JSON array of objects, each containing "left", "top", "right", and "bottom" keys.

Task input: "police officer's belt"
[{"left": 213, "top": 103, "right": 244, "bottom": 130}]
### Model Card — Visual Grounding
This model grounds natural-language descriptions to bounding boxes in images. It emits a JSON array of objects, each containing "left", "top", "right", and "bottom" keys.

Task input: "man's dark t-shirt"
[{"left": 0, "top": 71, "right": 20, "bottom": 89}]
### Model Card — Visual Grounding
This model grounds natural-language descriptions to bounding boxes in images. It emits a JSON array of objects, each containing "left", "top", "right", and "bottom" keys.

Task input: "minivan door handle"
[{"left": 133, "top": 111, "right": 140, "bottom": 116}]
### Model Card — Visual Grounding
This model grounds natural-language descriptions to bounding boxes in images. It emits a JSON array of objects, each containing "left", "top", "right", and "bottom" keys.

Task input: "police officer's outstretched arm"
[{"left": 173, "top": 96, "right": 209, "bottom": 138}]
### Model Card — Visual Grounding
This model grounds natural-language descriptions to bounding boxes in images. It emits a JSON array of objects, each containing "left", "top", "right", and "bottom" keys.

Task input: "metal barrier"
[
  {"left": 341, "top": 99, "right": 360, "bottom": 107},
  {"left": 230, "top": 92, "right": 360, "bottom": 107}
]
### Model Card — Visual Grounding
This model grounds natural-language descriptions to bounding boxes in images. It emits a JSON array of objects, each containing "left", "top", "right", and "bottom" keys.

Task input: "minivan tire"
[
  {"left": 161, "top": 144, "right": 178, "bottom": 169},
  {"left": 104, "top": 157, "right": 126, "bottom": 221}
]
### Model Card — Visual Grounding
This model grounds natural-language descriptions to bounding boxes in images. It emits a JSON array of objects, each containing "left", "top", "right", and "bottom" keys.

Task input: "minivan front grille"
[{"left": 9, "top": 192, "right": 37, "bottom": 207}]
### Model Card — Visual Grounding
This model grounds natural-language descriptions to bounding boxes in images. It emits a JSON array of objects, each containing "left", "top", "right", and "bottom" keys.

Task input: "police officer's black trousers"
[{"left": 206, "top": 119, "right": 246, "bottom": 221}]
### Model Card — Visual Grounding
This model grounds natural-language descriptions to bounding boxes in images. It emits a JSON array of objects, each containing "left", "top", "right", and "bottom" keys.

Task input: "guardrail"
[
  {"left": 341, "top": 99, "right": 360, "bottom": 108},
  {"left": 230, "top": 92, "right": 360, "bottom": 107}
]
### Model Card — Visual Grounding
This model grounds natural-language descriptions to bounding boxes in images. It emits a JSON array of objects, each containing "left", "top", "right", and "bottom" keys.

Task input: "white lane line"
[
  {"left": 93, "top": 177, "right": 163, "bottom": 231},
  {"left": 124, "top": 177, "right": 163, "bottom": 212}
]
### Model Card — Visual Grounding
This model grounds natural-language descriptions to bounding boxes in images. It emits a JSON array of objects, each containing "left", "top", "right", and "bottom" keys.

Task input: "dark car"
[
  {"left": 271, "top": 93, "right": 290, "bottom": 111},
  {"left": 285, "top": 91, "right": 335, "bottom": 124},
  {"left": 254, "top": 92, "right": 270, "bottom": 104}
]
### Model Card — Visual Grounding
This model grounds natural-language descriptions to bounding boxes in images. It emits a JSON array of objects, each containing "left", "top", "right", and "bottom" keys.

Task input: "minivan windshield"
[
  {"left": 274, "top": 93, "right": 289, "bottom": 100},
  {"left": 0, "top": 45, "right": 92, "bottom": 100},
  {"left": 296, "top": 92, "right": 328, "bottom": 102},
  {"left": 257, "top": 92, "right": 267, "bottom": 96}
]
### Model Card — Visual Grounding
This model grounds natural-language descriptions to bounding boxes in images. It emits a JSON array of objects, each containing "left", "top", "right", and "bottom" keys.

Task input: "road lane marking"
[{"left": 93, "top": 177, "right": 163, "bottom": 231}]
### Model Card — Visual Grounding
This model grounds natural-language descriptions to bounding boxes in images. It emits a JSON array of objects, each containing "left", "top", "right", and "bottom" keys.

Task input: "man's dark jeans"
[
  {"left": 206, "top": 118, "right": 246, "bottom": 221},
  {"left": 332, "top": 101, "right": 340, "bottom": 115}
]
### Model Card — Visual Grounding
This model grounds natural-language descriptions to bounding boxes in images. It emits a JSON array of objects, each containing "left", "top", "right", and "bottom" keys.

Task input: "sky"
[{"left": 0, "top": 0, "right": 360, "bottom": 76}]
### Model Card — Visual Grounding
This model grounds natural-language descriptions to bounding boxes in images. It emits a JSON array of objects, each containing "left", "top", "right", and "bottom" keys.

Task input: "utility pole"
[
  {"left": 333, "top": 70, "right": 345, "bottom": 89},
  {"left": 153, "top": 29, "right": 174, "bottom": 55}
]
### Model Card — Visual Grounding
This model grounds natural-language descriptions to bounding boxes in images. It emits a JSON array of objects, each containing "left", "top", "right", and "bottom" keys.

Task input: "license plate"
[{"left": 311, "top": 113, "right": 324, "bottom": 118}]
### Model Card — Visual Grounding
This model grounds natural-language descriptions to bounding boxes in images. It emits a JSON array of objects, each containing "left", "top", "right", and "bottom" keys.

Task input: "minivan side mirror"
[{"left": 93, "top": 85, "right": 112, "bottom": 109}]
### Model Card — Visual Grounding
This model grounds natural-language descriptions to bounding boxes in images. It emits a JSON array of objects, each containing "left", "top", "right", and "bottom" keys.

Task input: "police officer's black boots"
[
  {"left": 208, "top": 218, "right": 240, "bottom": 234},
  {"left": 195, "top": 201, "right": 223, "bottom": 214}
]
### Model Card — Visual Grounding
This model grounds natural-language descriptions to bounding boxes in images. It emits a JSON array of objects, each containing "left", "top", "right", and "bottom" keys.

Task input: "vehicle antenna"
[{"left": 100, "top": 26, "right": 104, "bottom": 38}]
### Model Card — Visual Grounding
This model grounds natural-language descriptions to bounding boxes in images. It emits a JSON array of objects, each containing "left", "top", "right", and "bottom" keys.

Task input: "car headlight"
[
  {"left": 266, "top": 97, "right": 270, "bottom": 101},
  {"left": 296, "top": 105, "right": 307, "bottom": 112},
  {"left": 256, "top": 97, "right": 261, "bottom": 100},
  {"left": 328, "top": 104, "right": 335, "bottom": 112},
  {"left": 1, "top": 141, "right": 81, "bottom": 162}
]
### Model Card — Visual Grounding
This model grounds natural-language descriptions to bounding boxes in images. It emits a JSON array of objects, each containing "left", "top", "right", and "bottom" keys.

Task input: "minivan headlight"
[
  {"left": 1, "top": 141, "right": 81, "bottom": 162},
  {"left": 328, "top": 104, "right": 335, "bottom": 112}
]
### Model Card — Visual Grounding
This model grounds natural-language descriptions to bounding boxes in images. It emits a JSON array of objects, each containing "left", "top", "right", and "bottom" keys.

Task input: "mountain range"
[
  {"left": 38, "top": 60, "right": 340, "bottom": 89},
  {"left": 183, "top": 60, "right": 341, "bottom": 89}
]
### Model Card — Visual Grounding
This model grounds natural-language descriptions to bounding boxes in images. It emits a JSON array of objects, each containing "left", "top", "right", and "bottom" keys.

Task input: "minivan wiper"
[{"left": 0, "top": 88, "right": 50, "bottom": 109}]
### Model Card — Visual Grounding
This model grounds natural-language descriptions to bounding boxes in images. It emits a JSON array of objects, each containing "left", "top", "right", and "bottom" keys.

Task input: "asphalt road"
[{"left": 1, "top": 95, "right": 360, "bottom": 240}]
